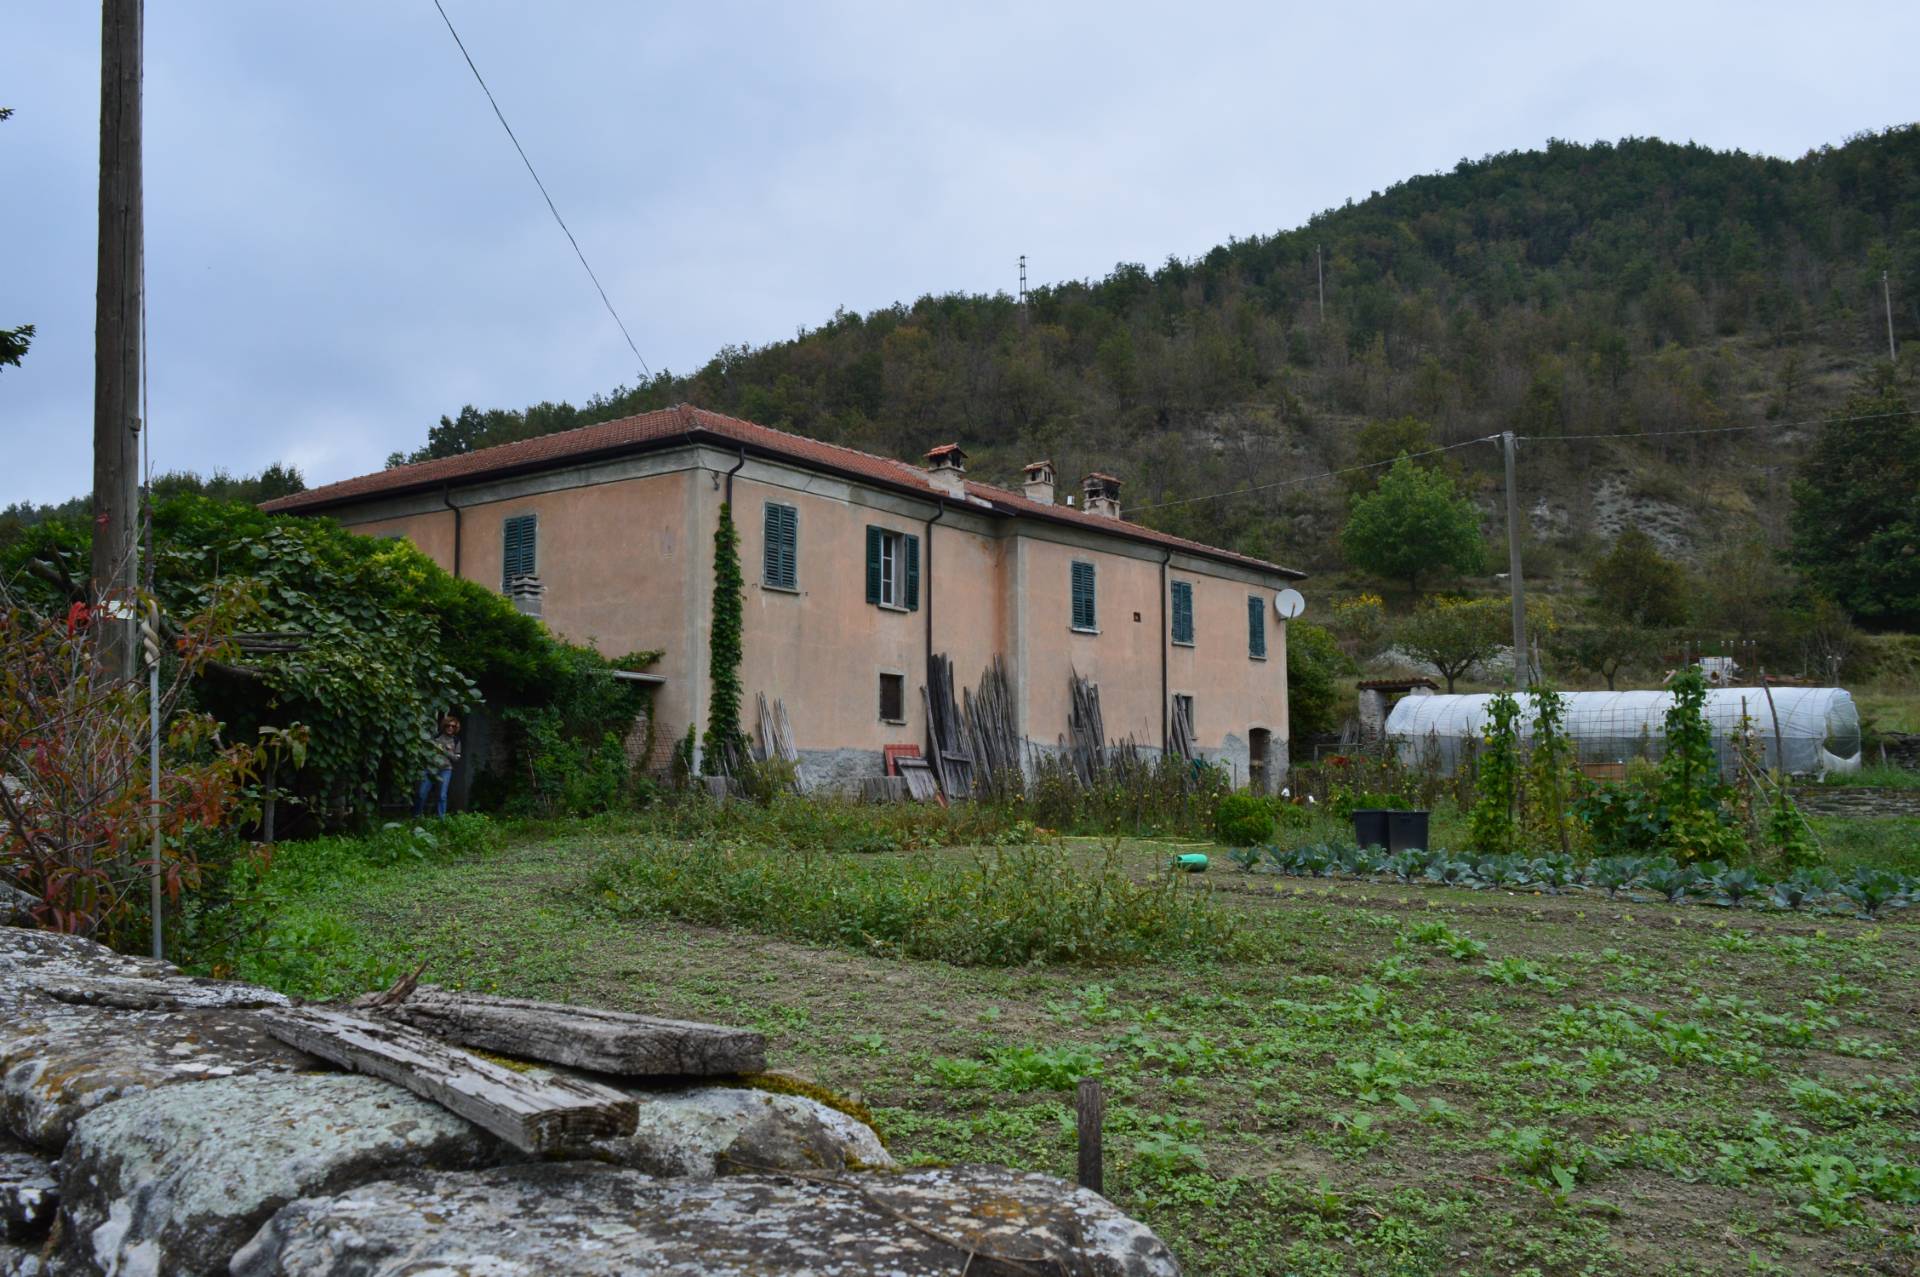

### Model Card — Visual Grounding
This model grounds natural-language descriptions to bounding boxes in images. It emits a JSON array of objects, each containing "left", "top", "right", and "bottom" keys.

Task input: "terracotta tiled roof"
[{"left": 264, "top": 404, "right": 1303, "bottom": 578}]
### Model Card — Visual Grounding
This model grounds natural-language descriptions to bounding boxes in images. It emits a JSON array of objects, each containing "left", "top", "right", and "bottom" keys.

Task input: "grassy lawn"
[{"left": 215, "top": 820, "right": 1919, "bottom": 1277}]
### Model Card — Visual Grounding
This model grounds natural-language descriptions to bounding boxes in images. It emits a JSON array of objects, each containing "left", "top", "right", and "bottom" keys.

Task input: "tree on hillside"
[
  {"left": 1592, "top": 527, "right": 1689, "bottom": 627},
  {"left": 1343, "top": 456, "right": 1484, "bottom": 597},
  {"left": 1790, "top": 368, "right": 1920, "bottom": 628},
  {"left": 1396, "top": 597, "right": 1507, "bottom": 693},
  {"left": 1341, "top": 416, "right": 1449, "bottom": 496}
]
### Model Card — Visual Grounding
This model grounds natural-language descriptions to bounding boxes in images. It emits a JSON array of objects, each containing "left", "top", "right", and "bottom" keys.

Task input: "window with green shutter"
[
  {"left": 1170, "top": 580, "right": 1194, "bottom": 645},
  {"left": 501, "top": 514, "right": 537, "bottom": 588},
  {"left": 864, "top": 525, "right": 920, "bottom": 611},
  {"left": 1248, "top": 594, "right": 1268, "bottom": 659},
  {"left": 763, "top": 502, "right": 798, "bottom": 590},
  {"left": 1070, "top": 560, "right": 1097, "bottom": 632}
]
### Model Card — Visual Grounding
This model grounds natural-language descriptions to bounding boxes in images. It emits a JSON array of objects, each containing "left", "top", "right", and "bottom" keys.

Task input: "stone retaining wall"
[{"left": 0, "top": 926, "right": 1178, "bottom": 1276}]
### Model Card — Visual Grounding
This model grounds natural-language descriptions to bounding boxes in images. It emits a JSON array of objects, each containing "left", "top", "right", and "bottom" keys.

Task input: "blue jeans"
[{"left": 414, "top": 768, "right": 452, "bottom": 818}]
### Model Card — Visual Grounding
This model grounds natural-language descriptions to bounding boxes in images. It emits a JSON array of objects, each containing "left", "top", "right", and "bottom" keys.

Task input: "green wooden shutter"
[
  {"left": 1248, "top": 595, "right": 1267, "bottom": 658},
  {"left": 764, "top": 503, "right": 796, "bottom": 589},
  {"left": 1171, "top": 581, "right": 1193, "bottom": 644},
  {"left": 904, "top": 534, "right": 920, "bottom": 611},
  {"left": 779, "top": 505, "right": 797, "bottom": 588},
  {"left": 865, "top": 526, "right": 882, "bottom": 604},
  {"left": 502, "top": 514, "right": 536, "bottom": 587},
  {"left": 1071, "top": 561, "right": 1096, "bottom": 631}
]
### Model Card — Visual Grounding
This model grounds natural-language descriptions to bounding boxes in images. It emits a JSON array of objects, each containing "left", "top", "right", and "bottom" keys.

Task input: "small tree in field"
[
  {"left": 1397, "top": 597, "right": 1507, "bottom": 692},
  {"left": 1342, "top": 455, "right": 1484, "bottom": 597}
]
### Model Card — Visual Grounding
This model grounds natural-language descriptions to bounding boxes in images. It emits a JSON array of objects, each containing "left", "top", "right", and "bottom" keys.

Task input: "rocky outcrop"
[
  {"left": 60, "top": 1073, "right": 501, "bottom": 1277},
  {"left": 232, "top": 1161, "right": 1179, "bottom": 1277}
]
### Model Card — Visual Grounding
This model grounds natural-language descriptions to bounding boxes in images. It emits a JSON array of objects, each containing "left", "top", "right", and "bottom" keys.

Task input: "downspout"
[
  {"left": 441, "top": 485, "right": 462, "bottom": 578},
  {"left": 723, "top": 447, "right": 746, "bottom": 507},
  {"left": 1160, "top": 548, "right": 1172, "bottom": 754},
  {"left": 924, "top": 497, "right": 947, "bottom": 673}
]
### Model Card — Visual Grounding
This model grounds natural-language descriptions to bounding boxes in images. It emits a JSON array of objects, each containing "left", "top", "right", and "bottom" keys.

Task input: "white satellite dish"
[{"left": 1275, "top": 589, "right": 1305, "bottom": 619}]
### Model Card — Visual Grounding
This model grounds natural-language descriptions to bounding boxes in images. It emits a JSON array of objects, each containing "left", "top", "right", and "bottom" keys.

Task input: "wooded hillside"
[{"left": 390, "top": 128, "right": 1919, "bottom": 577}]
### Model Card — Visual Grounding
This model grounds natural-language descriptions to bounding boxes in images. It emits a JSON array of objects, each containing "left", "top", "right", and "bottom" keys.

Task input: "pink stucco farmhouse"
[{"left": 264, "top": 405, "right": 1304, "bottom": 791}]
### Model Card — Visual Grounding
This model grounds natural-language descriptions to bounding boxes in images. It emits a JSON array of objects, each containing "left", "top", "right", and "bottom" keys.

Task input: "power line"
[
  {"left": 1517, "top": 406, "right": 1914, "bottom": 444},
  {"left": 429, "top": 0, "right": 651, "bottom": 380}
]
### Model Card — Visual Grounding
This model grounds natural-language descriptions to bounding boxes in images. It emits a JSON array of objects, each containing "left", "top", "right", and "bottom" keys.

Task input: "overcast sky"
[{"left": 2, "top": 2, "right": 1914, "bottom": 505}]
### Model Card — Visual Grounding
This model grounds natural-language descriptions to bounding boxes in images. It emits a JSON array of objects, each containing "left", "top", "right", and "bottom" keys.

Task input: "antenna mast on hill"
[
  {"left": 1316, "top": 245, "right": 1325, "bottom": 322},
  {"left": 1018, "top": 254, "right": 1029, "bottom": 328},
  {"left": 1885, "top": 270, "right": 1898, "bottom": 362}
]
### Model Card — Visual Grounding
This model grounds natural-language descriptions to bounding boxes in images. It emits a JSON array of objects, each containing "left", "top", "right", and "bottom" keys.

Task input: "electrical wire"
[
  {"left": 1515, "top": 407, "right": 1913, "bottom": 444},
  {"left": 429, "top": 0, "right": 652, "bottom": 380}
]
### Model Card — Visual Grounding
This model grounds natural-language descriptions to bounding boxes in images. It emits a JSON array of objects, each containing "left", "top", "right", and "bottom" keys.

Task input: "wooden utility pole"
[
  {"left": 92, "top": 0, "right": 143, "bottom": 680},
  {"left": 1502, "top": 431, "right": 1529, "bottom": 688}
]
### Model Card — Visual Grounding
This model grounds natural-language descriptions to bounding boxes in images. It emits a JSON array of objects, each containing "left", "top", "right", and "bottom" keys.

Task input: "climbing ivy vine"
[{"left": 703, "top": 502, "right": 746, "bottom": 774}]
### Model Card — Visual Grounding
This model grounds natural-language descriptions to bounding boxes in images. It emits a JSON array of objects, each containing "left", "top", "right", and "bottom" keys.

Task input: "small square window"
[{"left": 878, "top": 672, "right": 906, "bottom": 724}]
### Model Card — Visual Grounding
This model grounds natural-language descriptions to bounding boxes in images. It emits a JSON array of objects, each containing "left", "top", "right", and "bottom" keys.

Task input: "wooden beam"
[
  {"left": 262, "top": 1007, "right": 637, "bottom": 1153},
  {"left": 362, "top": 986, "right": 766, "bottom": 1077}
]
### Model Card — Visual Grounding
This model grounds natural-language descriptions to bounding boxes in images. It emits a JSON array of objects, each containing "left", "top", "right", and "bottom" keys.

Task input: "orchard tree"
[
  {"left": 1343, "top": 455, "right": 1484, "bottom": 597},
  {"left": 1790, "top": 368, "right": 1919, "bottom": 628},
  {"left": 1396, "top": 597, "right": 1507, "bottom": 692},
  {"left": 1551, "top": 623, "right": 1654, "bottom": 690}
]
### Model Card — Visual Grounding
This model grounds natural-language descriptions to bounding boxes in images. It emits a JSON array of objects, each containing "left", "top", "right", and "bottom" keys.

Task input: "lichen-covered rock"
[
  {"left": 592, "top": 1084, "right": 891, "bottom": 1177},
  {"left": 0, "top": 1006, "right": 318, "bottom": 1152},
  {"left": 231, "top": 1161, "right": 1180, "bottom": 1276},
  {"left": 62, "top": 1072, "right": 505, "bottom": 1277},
  {"left": 0, "top": 1144, "right": 56, "bottom": 1241},
  {"left": 0, "top": 930, "right": 173, "bottom": 1005},
  {"left": 0, "top": 926, "right": 284, "bottom": 1014}
]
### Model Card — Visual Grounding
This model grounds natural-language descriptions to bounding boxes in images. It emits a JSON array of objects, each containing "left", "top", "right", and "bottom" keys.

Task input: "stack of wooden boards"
[{"left": 262, "top": 987, "right": 767, "bottom": 1154}]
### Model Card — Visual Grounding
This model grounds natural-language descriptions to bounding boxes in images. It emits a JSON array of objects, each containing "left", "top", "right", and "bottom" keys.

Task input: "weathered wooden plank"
[
  {"left": 262, "top": 1007, "right": 637, "bottom": 1154},
  {"left": 364, "top": 986, "right": 766, "bottom": 1078}
]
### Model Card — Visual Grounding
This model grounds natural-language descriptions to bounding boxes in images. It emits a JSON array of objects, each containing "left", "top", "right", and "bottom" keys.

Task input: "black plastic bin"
[
  {"left": 1387, "top": 810, "right": 1431, "bottom": 853},
  {"left": 1351, "top": 809, "right": 1391, "bottom": 850}
]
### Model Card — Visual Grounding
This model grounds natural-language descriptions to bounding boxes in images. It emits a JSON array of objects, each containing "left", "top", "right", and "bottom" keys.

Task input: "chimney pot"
[
  {"left": 1081, "top": 472, "right": 1123, "bottom": 518},
  {"left": 1022, "top": 459, "right": 1056, "bottom": 505},
  {"left": 924, "top": 443, "right": 968, "bottom": 497}
]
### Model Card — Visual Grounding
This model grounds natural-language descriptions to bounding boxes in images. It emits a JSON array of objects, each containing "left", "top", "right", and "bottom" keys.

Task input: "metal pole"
[
  {"left": 1502, "top": 431, "right": 1528, "bottom": 688},
  {"left": 146, "top": 604, "right": 162, "bottom": 960},
  {"left": 1885, "top": 270, "right": 1898, "bottom": 362},
  {"left": 1315, "top": 245, "right": 1324, "bottom": 322}
]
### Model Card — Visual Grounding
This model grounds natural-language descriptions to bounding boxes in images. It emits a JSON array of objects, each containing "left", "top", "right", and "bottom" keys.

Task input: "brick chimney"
[
  {"left": 1022, "top": 459, "right": 1056, "bottom": 505},
  {"left": 924, "top": 443, "right": 968, "bottom": 498},
  {"left": 1081, "top": 472, "right": 1122, "bottom": 518}
]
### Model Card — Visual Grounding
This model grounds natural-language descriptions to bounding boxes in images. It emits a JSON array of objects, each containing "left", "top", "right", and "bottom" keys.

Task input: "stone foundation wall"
[{"left": 0, "top": 926, "right": 1176, "bottom": 1276}]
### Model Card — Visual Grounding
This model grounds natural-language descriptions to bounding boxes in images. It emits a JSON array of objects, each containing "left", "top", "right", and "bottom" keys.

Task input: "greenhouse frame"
[{"left": 1384, "top": 687, "right": 1862, "bottom": 779}]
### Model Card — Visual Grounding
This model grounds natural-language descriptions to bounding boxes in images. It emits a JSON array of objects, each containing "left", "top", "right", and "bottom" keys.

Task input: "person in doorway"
[{"left": 413, "top": 714, "right": 462, "bottom": 818}]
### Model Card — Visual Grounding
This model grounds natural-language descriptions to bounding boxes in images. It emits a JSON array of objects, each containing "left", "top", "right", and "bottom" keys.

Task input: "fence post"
[{"left": 1076, "top": 1077, "right": 1104, "bottom": 1194}]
